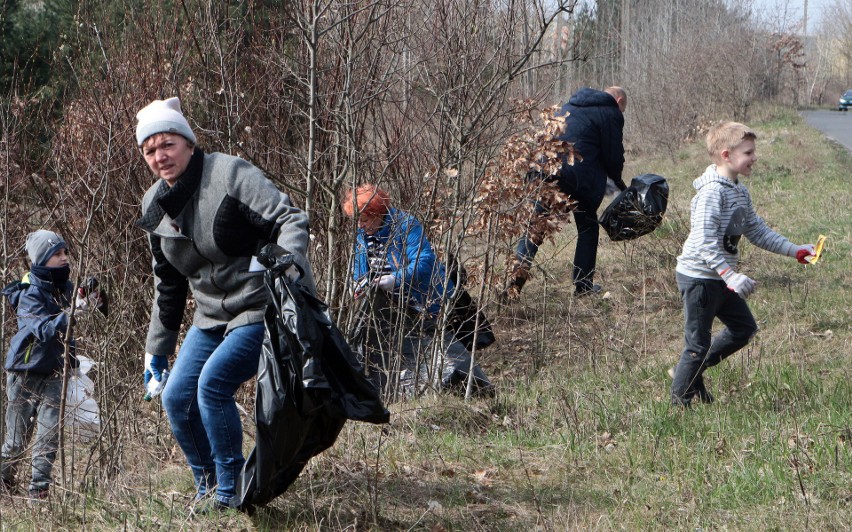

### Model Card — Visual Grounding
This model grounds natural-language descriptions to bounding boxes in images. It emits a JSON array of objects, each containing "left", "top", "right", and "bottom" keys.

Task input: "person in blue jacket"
[
  {"left": 508, "top": 86, "right": 628, "bottom": 297},
  {"left": 344, "top": 184, "right": 492, "bottom": 399},
  {"left": 1, "top": 231, "right": 84, "bottom": 500}
]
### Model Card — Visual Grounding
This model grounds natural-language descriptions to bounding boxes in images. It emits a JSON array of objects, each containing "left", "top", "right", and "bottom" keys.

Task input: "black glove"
[{"left": 258, "top": 244, "right": 303, "bottom": 280}]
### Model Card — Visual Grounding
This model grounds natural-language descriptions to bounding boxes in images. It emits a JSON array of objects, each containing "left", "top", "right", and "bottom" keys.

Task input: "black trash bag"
[
  {"left": 445, "top": 256, "right": 495, "bottom": 352},
  {"left": 447, "top": 288, "right": 495, "bottom": 352},
  {"left": 599, "top": 173, "right": 669, "bottom": 241},
  {"left": 238, "top": 245, "right": 389, "bottom": 510}
]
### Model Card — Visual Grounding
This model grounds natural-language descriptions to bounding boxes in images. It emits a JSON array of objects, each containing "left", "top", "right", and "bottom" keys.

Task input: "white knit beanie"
[{"left": 135, "top": 97, "right": 197, "bottom": 146}]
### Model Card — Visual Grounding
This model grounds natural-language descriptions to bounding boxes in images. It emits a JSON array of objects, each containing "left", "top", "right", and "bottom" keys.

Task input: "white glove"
[
  {"left": 721, "top": 269, "right": 756, "bottom": 299},
  {"left": 284, "top": 264, "right": 300, "bottom": 282},
  {"left": 797, "top": 244, "right": 816, "bottom": 255},
  {"left": 376, "top": 274, "right": 396, "bottom": 292},
  {"left": 75, "top": 290, "right": 100, "bottom": 313}
]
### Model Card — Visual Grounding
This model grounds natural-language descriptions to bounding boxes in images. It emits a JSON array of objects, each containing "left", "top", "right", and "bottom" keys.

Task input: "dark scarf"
[
  {"left": 157, "top": 147, "right": 205, "bottom": 218},
  {"left": 364, "top": 214, "right": 393, "bottom": 277},
  {"left": 136, "top": 147, "right": 205, "bottom": 232},
  {"left": 30, "top": 265, "right": 71, "bottom": 288}
]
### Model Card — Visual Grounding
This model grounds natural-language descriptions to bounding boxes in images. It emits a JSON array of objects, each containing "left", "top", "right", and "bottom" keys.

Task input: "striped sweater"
[{"left": 676, "top": 165, "right": 796, "bottom": 280}]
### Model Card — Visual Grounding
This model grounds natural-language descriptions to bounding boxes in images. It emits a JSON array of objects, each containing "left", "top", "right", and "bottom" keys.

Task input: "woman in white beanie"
[{"left": 135, "top": 97, "right": 315, "bottom": 511}]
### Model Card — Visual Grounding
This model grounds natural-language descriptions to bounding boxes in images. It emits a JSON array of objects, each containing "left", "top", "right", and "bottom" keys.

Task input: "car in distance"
[{"left": 839, "top": 89, "right": 852, "bottom": 111}]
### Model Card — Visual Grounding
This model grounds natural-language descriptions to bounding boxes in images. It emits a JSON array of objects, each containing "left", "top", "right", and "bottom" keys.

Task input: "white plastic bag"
[{"left": 66, "top": 356, "right": 101, "bottom": 442}]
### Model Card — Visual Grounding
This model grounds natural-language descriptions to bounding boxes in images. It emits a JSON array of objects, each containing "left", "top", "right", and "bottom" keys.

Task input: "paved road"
[{"left": 801, "top": 110, "right": 852, "bottom": 152}]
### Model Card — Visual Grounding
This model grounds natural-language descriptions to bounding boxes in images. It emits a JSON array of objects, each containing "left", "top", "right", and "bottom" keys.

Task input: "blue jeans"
[
  {"left": 161, "top": 323, "right": 264, "bottom": 506},
  {"left": 671, "top": 273, "right": 758, "bottom": 406}
]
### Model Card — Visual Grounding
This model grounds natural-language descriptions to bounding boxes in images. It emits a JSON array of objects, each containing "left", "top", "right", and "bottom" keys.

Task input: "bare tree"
[
  {"left": 817, "top": 0, "right": 852, "bottom": 98},
  {"left": 2, "top": 0, "right": 829, "bottom": 509}
]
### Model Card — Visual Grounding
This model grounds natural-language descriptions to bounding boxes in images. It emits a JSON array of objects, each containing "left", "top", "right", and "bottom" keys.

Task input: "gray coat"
[{"left": 138, "top": 149, "right": 314, "bottom": 357}]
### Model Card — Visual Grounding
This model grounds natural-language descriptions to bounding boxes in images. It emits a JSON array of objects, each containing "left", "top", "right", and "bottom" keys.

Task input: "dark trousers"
[
  {"left": 352, "top": 290, "right": 492, "bottom": 402},
  {"left": 516, "top": 190, "right": 604, "bottom": 292},
  {"left": 671, "top": 272, "right": 758, "bottom": 405}
]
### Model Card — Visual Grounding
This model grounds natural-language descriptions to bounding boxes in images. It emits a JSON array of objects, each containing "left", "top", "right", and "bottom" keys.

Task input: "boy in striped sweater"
[{"left": 670, "top": 122, "right": 815, "bottom": 407}]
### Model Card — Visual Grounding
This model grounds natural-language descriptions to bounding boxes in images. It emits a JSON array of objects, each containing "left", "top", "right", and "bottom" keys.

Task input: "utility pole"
[
  {"left": 801, "top": 0, "right": 809, "bottom": 106},
  {"left": 555, "top": 13, "right": 565, "bottom": 102},
  {"left": 621, "top": 0, "right": 630, "bottom": 78}
]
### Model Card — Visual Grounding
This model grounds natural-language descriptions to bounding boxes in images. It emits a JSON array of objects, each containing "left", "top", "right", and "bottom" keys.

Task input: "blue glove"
[{"left": 144, "top": 353, "right": 169, "bottom": 387}]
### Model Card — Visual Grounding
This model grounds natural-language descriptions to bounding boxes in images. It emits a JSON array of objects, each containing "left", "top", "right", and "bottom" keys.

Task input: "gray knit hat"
[
  {"left": 26, "top": 230, "right": 67, "bottom": 267},
  {"left": 135, "top": 97, "right": 197, "bottom": 146}
]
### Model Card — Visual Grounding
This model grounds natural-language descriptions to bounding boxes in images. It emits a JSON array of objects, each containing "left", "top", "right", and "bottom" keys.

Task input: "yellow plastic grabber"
[{"left": 805, "top": 234, "right": 826, "bottom": 264}]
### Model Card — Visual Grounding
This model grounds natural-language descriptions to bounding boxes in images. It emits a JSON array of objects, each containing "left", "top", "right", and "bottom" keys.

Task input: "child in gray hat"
[{"left": 1, "top": 230, "right": 91, "bottom": 501}]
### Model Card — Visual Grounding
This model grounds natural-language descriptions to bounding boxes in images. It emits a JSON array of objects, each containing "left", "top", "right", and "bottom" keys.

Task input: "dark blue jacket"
[
  {"left": 352, "top": 208, "right": 454, "bottom": 316},
  {"left": 3, "top": 271, "right": 76, "bottom": 374},
  {"left": 556, "top": 88, "right": 626, "bottom": 205}
]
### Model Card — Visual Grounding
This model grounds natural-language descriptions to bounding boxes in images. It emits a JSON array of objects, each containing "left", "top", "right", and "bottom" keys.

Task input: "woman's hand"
[
  {"left": 376, "top": 274, "right": 396, "bottom": 292},
  {"left": 144, "top": 353, "right": 169, "bottom": 388}
]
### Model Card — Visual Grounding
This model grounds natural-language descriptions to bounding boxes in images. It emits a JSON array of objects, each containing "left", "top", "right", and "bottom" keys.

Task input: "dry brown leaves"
[
  {"left": 418, "top": 103, "right": 579, "bottom": 289},
  {"left": 471, "top": 104, "right": 578, "bottom": 281},
  {"left": 472, "top": 104, "right": 576, "bottom": 232}
]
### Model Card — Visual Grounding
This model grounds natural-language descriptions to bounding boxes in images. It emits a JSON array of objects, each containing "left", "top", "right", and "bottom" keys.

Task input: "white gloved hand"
[
  {"left": 376, "top": 274, "right": 396, "bottom": 292},
  {"left": 797, "top": 244, "right": 816, "bottom": 255},
  {"left": 721, "top": 269, "right": 756, "bottom": 299},
  {"left": 75, "top": 290, "right": 100, "bottom": 313}
]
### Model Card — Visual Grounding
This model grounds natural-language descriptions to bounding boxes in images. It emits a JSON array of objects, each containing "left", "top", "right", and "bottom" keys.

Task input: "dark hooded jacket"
[
  {"left": 3, "top": 271, "right": 76, "bottom": 374},
  {"left": 556, "top": 87, "right": 626, "bottom": 205}
]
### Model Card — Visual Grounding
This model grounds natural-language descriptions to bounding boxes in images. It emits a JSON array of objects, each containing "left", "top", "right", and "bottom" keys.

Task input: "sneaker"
[
  {"left": 190, "top": 496, "right": 232, "bottom": 516},
  {"left": 693, "top": 376, "right": 715, "bottom": 404},
  {"left": 671, "top": 396, "right": 692, "bottom": 408},
  {"left": 669, "top": 369, "right": 714, "bottom": 406},
  {"left": 498, "top": 277, "right": 526, "bottom": 302},
  {"left": 575, "top": 284, "right": 602, "bottom": 297}
]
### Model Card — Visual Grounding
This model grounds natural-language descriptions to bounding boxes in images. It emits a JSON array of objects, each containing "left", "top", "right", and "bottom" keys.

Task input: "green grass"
[{"left": 1, "top": 106, "right": 849, "bottom": 530}]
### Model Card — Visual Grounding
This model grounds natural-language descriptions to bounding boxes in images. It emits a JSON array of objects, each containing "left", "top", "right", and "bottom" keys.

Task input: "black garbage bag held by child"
[
  {"left": 238, "top": 245, "right": 389, "bottom": 511},
  {"left": 599, "top": 173, "right": 669, "bottom": 241}
]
